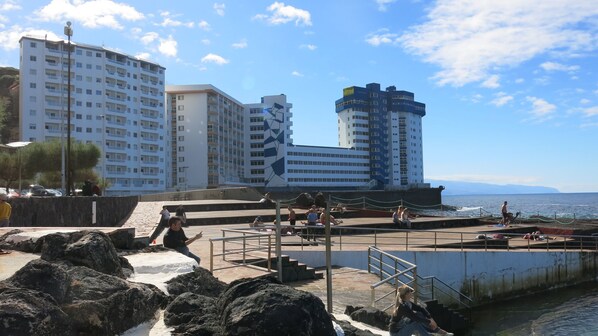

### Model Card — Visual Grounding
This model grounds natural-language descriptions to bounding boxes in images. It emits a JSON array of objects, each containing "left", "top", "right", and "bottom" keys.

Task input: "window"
[
  {"left": 96, "top": 52, "right": 102, "bottom": 57},
  {"left": 178, "top": 105, "right": 184, "bottom": 111},
  {"left": 76, "top": 62, "right": 82, "bottom": 68},
  {"left": 86, "top": 102, "right": 92, "bottom": 107},
  {"left": 86, "top": 115, "right": 92, "bottom": 120},
  {"left": 96, "top": 103, "right": 102, "bottom": 108},
  {"left": 30, "top": 42, "right": 37, "bottom": 48},
  {"left": 177, "top": 95, "right": 184, "bottom": 100},
  {"left": 29, "top": 124, "right": 36, "bottom": 130},
  {"left": 177, "top": 115, "right": 184, "bottom": 121},
  {"left": 29, "top": 109, "right": 36, "bottom": 116},
  {"left": 178, "top": 136, "right": 184, "bottom": 141},
  {"left": 178, "top": 146, "right": 184, "bottom": 151},
  {"left": 96, "top": 90, "right": 102, "bottom": 95},
  {"left": 178, "top": 126, "right": 184, "bottom": 131},
  {"left": 30, "top": 56, "right": 36, "bottom": 61},
  {"left": 86, "top": 64, "right": 92, "bottom": 69},
  {"left": 86, "top": 51, "right": 92, "bottom": 56},
  {"left": 86, "top": 128, "right": 92, "bottom": 133},
  {"left": 29, "top": 69, "right": 37, "bottom": 75},
  {"left": 76, "top": 88, "right": 82, "bottom": 93},
  {"left": 29, "top": 83, "right": 36, "bottom": 88},
  {"left": 29, "top": 96, "right": 36, "bottom": 102},
  {"left": 86, "top": 89, "right": 92, "bottom": 95},
  {"left": 76, "top": 127, "right": 82, "bottom": 132},
  {"left": 178, "top": 157, "right": 185, "bottom": 162}
]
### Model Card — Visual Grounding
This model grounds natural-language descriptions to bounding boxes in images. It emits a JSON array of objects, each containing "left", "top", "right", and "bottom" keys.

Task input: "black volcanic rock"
[
  {"left": 166, "top": 266, "right": 227, "bottom": 297},
  {"left": 0, "top": 287, "right": 76, "bottom": 336},
  {"left": 6, "top": 259, "right": 70, "bottom": 304},
  {"left": 348, "top": 306, "right": 390, "bottom": 331},
  {"left": 218, "top": 276, "right": 336, "bottom": 336}
]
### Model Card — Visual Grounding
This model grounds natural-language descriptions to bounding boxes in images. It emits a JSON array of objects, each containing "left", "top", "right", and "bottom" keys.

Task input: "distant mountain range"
[{"left": 426, "top": 179, "right": 560, "bottom": 195}]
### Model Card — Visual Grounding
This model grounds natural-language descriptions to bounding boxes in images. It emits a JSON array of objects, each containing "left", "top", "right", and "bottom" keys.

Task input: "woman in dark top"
[
  {"left": 163, "top": 216, "right": 202, "bottom": 264},
  {"left": 389, "top": 285, "right": 453, "bottom": 336}
]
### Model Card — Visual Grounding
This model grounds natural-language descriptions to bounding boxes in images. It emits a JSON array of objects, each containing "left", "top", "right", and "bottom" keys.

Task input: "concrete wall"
[
  {"left": 139, "top": 187, "right": 263, "bottom": 202},
  {"left": 283, "top": 249, "right": 598, "bottom": 306},
  {"left": 7, "top": 196, "right": 138, "bottom": 227}
]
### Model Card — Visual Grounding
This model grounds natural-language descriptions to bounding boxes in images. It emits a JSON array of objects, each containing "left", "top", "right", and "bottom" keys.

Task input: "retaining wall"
[
  {"left": 284, "top": 249, "right": 598, "bottom": 306},
  {"left": 139, "top": 187, "right": 262, "bottom": 202},
  {"left": 7, "top": 196, "right": 138, "bottom": 227}
]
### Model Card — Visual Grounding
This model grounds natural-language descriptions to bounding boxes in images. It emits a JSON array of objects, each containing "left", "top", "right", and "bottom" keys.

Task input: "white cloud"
[
  {"left": 158, "top": 12, "right": 195, "bottom": 28},
  {"left": 140, "top": 32, "right": 158, "bottom": 45},
  {"left": 0, "top": 0, "right": 21, "bottom": 11},
  {"left": 375, "top": 0, "right": 397, "bottom": 12},
  {"left": 399, "top": 1, "right": 598, "bottom": 86},
  {"left": 365, "top": 29, "right": 399, "bottom": 46},
  {"left": 481, "top": 75, "right": 500, "bottom": 88},
  {"left": 540, "top": 61, "right": 580, "bottom": 72},
  {"left": 300, "top": 44, "right": 317, "bottom": 51},
  {"left": 201, "top": 53, "right": 229, "bottom": 65},
  {"left": 254, "top": 2, "right": 312, "bottom": 26},
  {"left": 201, "top": 39, "right": 211, "bottom": 45},
  {"left": 198, "top": 20, "right": 210, "bottom": 31},
  {"left": 491, "top": 92, "right": 513, "bottom": 106},
  {"left": 34, "top": 0, "right": 144, "bottom": 30},
  {"left": 0, "top": 25, "right": 59, "bottom": 51},
  {"left": 580, "top": 122, "right": 598, "bottom": 128},
  {"left": 214, "top": 3, "right": 225, "bottom": 16},
  {"left": 232, "top": 39, "right": 247, "bottom": 49},
  {"left": 158, "top": 35, "right": 177, "bottom": 57},
  {"left": 580, "top": 98, "right": 591, "bottom": 104},
  {"left": 515, "top": 78, "right": 525, "bottom": 84},
  {"left": 291, "top": 70, "right": 304, "bottom": 77},
  {"left": 582, "top": 106, "right": 598, "bottom": 117},
  {"left": 526, "top": 96, "right": 557, "bottom": 120},
  {"left": 135, "top": 52, "right": 151, "bottom": 60}
]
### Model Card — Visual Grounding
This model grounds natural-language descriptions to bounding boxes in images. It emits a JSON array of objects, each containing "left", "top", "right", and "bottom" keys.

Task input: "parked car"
[
  {"left": 45, "top": 189, "right": 63, "bottom": 197},
  {"left": 21, "top": 185, "right": 57, "bottom": 197},
  {"left": 0, "top": 187, "right": 20, "bottom": 198}
]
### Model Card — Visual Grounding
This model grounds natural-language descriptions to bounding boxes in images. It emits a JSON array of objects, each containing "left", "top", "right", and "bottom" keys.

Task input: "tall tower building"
[
  {"left": 165, "top": 85, "right": 245, "bottom": 189},
  {"left": 19, "top": 36, "right": 166, "bottom": 195},
  {"left": 335, "top": 83, "right": 426, "bottom": 189}
]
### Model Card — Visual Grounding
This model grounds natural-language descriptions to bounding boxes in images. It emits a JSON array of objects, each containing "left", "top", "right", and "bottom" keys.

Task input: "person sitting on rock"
[
  {"left": 400, "top": 208, "right": 412, "bottom": 229},
  {"left": 389, "top": 285, "right": 453, "bottom": 336},
  {"left": 163, "top": 216, "right": 202, "bottom": 264}
]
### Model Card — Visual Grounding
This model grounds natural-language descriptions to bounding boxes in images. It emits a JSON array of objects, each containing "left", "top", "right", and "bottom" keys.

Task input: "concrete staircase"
[
  {"left": 424, "top": 299, "right": 470, "bottom": 335},
  {"left": 237, "top": 255, "right": 324, "bottom": 283}
]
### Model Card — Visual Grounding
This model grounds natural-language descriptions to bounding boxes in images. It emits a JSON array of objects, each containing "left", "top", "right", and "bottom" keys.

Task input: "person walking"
[
  {"left": 501, "top": 201, "right": 509, "bottom": 225},
  {"left": 163, "top": 216, "right": 202, "bottom": 264},
  {"left": 0, "top": 194, "right": 11, "bottom": 227},
  {"left": 0, "top": 194, "right": 12, "bottom": 254},
  {"left": 175, "top": 205, "right": 187, "bottom": 226}
]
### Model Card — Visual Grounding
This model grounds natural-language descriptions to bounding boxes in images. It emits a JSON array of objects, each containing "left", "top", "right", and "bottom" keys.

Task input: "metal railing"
[
  {"left": 209, "top": 230, "right": 273, "bottom": 273},
  {"left": 367, "top": 245, "right": 473, "bottom": 313},
  {"left": 248, "top": 224, "right": 598, "bottom": 253}
]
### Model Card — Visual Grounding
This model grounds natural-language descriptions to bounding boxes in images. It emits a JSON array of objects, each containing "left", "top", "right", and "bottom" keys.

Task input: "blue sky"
[{"left": 0, "top": 0, "right": 596, "bottom": 193}]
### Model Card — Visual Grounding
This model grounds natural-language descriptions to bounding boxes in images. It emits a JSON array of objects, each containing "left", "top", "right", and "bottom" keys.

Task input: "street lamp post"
[
  {"left": 6, "top": 142, "right": 32, "bottom": 191},
  {"left": 64, "top": 21, "right": 73, "bottom": 195}
]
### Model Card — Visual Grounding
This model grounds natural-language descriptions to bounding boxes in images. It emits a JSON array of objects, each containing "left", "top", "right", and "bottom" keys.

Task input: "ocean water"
[
  {"left": 470, "top": 282, "right": 598, "bottom": 335},
  {"left": 441, "top": 193, "right": 598, "bottom": 220},
  {"left": 436, "top": 193, "right": 598, "bottom": 335}
]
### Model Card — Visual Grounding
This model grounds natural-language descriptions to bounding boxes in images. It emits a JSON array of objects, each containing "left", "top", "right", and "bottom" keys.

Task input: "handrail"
[
  {"left": 209, "top": 232, "right": 272, "bottom": 273},
  {"left": 368, "top": 245, "right": 472, "bottom": 313}
]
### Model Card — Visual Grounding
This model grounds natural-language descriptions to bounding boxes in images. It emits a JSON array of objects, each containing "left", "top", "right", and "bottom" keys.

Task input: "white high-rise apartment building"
[
  {"left": 19, "top": 36, "right": 166, "bottom": 195},
  {"left": 165, "top": 85, "right": 245, "bottom": 190}
]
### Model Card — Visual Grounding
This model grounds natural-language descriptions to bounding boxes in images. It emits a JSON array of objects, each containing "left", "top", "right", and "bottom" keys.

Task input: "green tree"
[
  {"left": 0, "top": 151, "right": 19, "bottom": 189},
  {"left": 0, "top": 97, "right": 7, "bottom": 141},
  {"left": 21, "top": 140, "right": 101, "bottom": 191}
]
